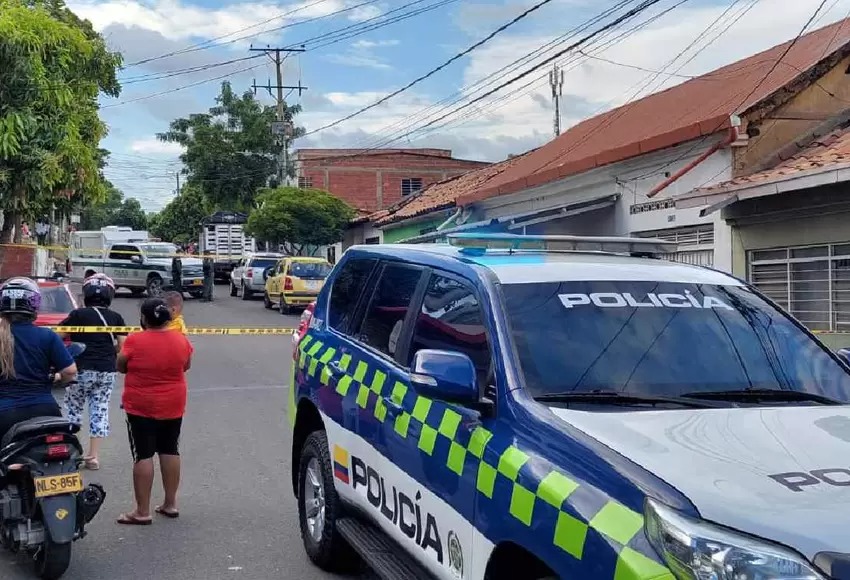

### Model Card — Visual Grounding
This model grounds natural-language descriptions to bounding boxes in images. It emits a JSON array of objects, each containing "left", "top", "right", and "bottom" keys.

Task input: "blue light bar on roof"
[{"left": 446, "top": 233, "right": 678, "bottom": 256}]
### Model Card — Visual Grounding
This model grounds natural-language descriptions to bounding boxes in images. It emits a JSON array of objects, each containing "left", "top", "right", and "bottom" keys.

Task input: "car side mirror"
[
  {"left": 130, "top": 255, "right": 142, "bottom": 264},
  {"left": 410, "top": 349, "right": 480, "bottom": 406},
  {"left": 837, "top": 348, "right": 850, "bottom": 367}
]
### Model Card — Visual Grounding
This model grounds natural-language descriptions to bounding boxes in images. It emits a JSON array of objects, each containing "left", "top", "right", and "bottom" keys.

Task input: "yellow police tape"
[{"left": 49, "top": 326, "right": 294, "bottom": 335}]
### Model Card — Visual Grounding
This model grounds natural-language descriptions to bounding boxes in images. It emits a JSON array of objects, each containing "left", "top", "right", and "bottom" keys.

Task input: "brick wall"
[
  {"left": 296, "top": 151, "right": 490, "bottom": 212},
  {"left": 0, "top": 246, "right": 35, "bottom": 278}
]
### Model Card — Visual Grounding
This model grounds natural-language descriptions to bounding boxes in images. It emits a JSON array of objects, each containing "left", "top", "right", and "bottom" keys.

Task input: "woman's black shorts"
[{"left": 125, "top": 413, "right": 182, "bottom": 462}]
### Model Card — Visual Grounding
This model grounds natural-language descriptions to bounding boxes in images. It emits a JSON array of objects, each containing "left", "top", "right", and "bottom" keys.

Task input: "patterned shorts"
[{"left": 64, "top": 370, "right": 117, "bottom": 438}]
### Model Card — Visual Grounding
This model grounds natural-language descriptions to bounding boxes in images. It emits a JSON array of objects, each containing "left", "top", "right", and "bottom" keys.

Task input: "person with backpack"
[{"left": 58, "top": 273, "right": 127, "bottom": 470}]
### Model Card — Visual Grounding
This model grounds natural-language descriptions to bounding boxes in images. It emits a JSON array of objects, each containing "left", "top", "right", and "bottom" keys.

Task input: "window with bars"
[
  {"left": 636, "top": 225, "right": 715, "bottom": 267},
  {"left": 749, "top": 243, "right": 850, "bottom": 332},
  {"left": 298, "top": 176, "right": 313, "bottom": 188},
  {"left": 401, "top": 178, "right": 423, "bottom": 196}
]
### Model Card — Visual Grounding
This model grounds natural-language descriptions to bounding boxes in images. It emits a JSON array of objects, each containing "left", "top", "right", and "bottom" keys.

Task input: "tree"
[
  {"left": 0, "top": 0, "right": 122, "bottom": 242},
  {"left": 113, "top": 198, "right": 147, "bottom": 230},
  {"left": 246, "top": 187, "right": 354, "bottom": 255},
  {"left": 148, "top": 184, "right": 210, "bottom": 245},
  {"left": 157, "top": 82, "right": 304, "bottom": 213},
  {"left": 80, "top": 184, "right": 121, "bottom": 230}
]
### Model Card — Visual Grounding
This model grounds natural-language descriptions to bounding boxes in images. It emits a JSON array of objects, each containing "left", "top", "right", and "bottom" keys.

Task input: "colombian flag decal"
[{"left": 333, "top": 445, "right": 350, "bottom": 484}]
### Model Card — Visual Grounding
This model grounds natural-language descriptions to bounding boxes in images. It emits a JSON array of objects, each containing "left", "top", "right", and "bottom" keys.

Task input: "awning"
[
  {"left": 675, "top": 162, "right": 850, "bottom": 217},
  {"left": 401, "top": 193, "right": 619, "bottom": 243}
]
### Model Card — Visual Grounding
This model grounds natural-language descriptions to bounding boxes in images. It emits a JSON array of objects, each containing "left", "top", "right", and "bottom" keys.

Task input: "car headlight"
[{"left": 645, "top": 498, "right": 823, "bottom": 580}]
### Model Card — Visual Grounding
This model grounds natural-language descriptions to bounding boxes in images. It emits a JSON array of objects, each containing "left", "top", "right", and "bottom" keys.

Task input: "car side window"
[
  {"left": 108, "top": 245, "right": 137, "bottom": 260},
  {"left": 328, "top": 258, "right": 378, "bottom": 333},
  {"left": 409, "top": 274, "right": 491, "bottom": 386},
  {"left": 356, "top": 263, "right": 423, "bottom": 357}
]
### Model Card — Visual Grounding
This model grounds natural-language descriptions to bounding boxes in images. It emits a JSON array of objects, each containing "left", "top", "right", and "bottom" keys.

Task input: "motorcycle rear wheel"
[{"left": 34, "top": 533, "right": 71, "bottom": 580}]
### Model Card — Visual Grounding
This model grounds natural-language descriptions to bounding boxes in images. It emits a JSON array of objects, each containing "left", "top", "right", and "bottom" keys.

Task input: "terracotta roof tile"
[
  {"left": 373, "top": 154, "right": 528, "bottom": 226},
  {"left": 453, "top": 18, "right": 850, "bottom": 207},
  {"left": 693, "top": 124, "right": 850, "bottom": 194}
]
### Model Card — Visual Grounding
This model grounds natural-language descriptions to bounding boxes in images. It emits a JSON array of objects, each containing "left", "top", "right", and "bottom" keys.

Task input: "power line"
[
  {"left": 123, "top": 0, "right": 338, "bottom": 67},
  {"left": 637, "top": 0, "right": 832, "bottom": 188},
  {"left": 369, "top": 0, "right": 684, "bottom": 147},
  {"left": 364, "top": 0, "right": 668, "bottom": 147},
  {"left": 120, "top": 55, "right": 263, "bottom": 85},
  {"left": 318, "top": 0, "right": 650, "bottom": 151},
  {"left": 105, "top": 0, "right": 456, "bottom": 104},
  {"left": 522, "top": 0, "right": 759, "bottom": 181},
  {"left": 303, "top": 0, "right": 558, "bottom": 136},
  {"left": 102, "top": 61, "right": 266, "bottom": 108}
]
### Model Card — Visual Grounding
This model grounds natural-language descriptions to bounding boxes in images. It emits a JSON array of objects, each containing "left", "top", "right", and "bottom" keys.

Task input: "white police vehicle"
[{"left": 290, "top": 233, "right": 850, "bottom": 580}]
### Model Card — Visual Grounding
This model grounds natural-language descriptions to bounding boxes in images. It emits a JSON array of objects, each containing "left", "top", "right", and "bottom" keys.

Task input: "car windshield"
[
  {"left": 290, "top": 262, "right": 332, "bottom": 279},
  {"left": 501, "top": 280, "right": 850, "bottom": 402},
  {"left": 39, "top": 286, "right": 74, "bottom": 313},
  {"left": 251, "top": 258, "right": 279, "bottom": 269},
  {"left": 140, "top": 243, "right": 177, "bottom": 257}
]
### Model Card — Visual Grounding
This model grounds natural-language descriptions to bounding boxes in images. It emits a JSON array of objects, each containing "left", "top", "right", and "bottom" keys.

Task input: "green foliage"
[
  {"left": 147, "top": 185, "right": 210, "bottom": 245},
  {"left": 79, "top": 184, "right": 147, "bottom": 230},
  {"left": 157, "top": 82, "right": 304, "bottom": 213},
  {"left": 112, "top": 197, "right": 147, "bottom": 230},
  {"left": 0, "top": 0, "right": 122, "bottom": 240},
  {"left": 246, "top": 187, "right": 354, "bottom": 255}
]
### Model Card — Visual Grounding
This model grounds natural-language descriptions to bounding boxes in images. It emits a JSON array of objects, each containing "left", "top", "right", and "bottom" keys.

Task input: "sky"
[{"left": 68, "top": 0, "right": 850, "bottom": 212}]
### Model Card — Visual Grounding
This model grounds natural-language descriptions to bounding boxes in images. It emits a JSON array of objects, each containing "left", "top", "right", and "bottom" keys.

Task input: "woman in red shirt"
[{"left": 116, "top": 298, "right": 193, "bottom": 525}]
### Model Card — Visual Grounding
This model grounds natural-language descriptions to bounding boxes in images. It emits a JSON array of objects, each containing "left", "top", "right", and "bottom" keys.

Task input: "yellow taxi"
[{"left": 263, "top": 256, "right": 333, "bottom": 315}]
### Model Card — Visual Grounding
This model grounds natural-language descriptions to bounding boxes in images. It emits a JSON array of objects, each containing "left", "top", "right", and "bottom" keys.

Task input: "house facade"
[
  {"left": 677, "top": 122, "right": 850, "bottom": 348},
  {"left": 292, "top": 148, "right": 490, "bottom": 214},
  {"left": 373, "top": 18, "right": 850, "bottom": 275}
]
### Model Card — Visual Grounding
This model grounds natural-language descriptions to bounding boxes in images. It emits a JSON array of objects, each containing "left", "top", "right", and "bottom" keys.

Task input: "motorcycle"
[{"left": 0, "top": 342, "right": 106, "bottom": 579}]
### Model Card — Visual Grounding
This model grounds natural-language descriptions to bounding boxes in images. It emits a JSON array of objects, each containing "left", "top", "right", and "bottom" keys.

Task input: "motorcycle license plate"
[{"left": 33, "top": 473, "right": 83, "bottom": 498}]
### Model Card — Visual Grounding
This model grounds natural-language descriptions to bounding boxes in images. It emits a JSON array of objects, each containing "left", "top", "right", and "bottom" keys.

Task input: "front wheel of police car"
[
  {"left": 297, "top": 431, "right": 357, "bottom": 573},
  {"left": 645, "top": 499, "right": 824, "bottom": 579}
]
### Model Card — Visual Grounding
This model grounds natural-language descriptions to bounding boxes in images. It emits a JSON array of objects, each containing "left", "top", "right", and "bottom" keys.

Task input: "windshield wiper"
[
  {"left": 534, "top": 390, "right": 721, "bottom": 409},
  {"left": 680, "top": 388, "right": 843, "bottom": 406}
]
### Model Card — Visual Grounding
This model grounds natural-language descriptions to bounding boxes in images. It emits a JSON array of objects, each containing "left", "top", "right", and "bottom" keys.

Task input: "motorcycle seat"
[{"left": 1, "top": 417, "right": 79, "bottom": 448}]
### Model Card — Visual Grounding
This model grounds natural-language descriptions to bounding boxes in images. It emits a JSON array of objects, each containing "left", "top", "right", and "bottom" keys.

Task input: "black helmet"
[
  {"left": 0, "top": 277, "right": 42, "bottom": 318},
  {"left": 83, "top": 273, "right": 116, "bottom": 307}
]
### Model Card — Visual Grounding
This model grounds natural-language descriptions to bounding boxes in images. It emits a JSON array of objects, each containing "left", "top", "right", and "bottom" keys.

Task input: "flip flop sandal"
[
  {"left": 84, "top": 458, "right": 100, "bottom": 470},
  {"left": 117, "top": 513, "right": 152, "bottom": 526},
  {"left": 155, "top": 506, "right": 179, "bottom": 519}
]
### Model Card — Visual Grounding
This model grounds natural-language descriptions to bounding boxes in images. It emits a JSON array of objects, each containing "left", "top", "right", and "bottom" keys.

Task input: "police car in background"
[{"left": 290, "top": 233, "right": 850, "bottom": 580}]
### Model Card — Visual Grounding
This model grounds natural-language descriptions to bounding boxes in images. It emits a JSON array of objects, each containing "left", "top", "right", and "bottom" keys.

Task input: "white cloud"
[
  {"left": 352, "top": 39, "right": 399, "bottom": 48},
  {"left": 325, "top": 53, "right": 392, "bottom": 69},
  {"left": 68, "top": 0, "right": 382, "bottom": 46},
  {"left": 298, "top": 0, "right": 850, "bottom": 162},
  {"left": 129, "top": 138, "right": 184, "bottom": 156},
  {"left": 91, "top": 0, "right": 850, "bottom": 209}
]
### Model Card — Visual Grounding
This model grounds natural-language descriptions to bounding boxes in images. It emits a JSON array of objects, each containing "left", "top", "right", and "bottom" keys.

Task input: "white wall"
[{"left": 472, "top": 136, "right": 735, "bottom": 270}]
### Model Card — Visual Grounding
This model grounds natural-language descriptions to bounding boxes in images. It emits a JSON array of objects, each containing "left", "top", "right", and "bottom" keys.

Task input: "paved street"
[{"left": 1, "top": 288, "right": 342, "bottom": 580}]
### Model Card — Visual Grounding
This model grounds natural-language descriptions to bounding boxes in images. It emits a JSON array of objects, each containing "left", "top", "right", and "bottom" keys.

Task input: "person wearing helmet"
[
  {"left": 0, "top": 277, "right": 77, "bottom": 441},
  {"left": 58, "top": 273, "right": 127, "bottom": 470}
]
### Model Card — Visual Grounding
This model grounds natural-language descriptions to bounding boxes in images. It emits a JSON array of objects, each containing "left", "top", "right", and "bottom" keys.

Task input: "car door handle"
[
  {"left": 383, "top": 398, "right": 403, "bottom": 418},
  {"left": 326, "top": 360, "right": 345, "bottom": 377}
]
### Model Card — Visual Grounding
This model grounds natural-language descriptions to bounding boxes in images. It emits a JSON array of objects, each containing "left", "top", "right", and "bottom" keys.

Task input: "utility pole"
[
  {"left": 549, "top": 63, "right": 564, "bottom": 137},
  {"left": 175, "top": 172, "right": 180, "bottom": 194},
  {"left": 249, "top": 45, "right": 308, "bottom": 186}
]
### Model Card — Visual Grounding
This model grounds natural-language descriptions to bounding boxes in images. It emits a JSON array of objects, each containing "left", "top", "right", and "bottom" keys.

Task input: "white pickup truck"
[{"left": 69, "top": 228, "right": 204, "bottom": 296}]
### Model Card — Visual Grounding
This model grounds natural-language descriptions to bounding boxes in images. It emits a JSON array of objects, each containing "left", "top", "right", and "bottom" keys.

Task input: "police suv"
[{"left": 289, "top": 233, "right": 850, "bottom": 580}]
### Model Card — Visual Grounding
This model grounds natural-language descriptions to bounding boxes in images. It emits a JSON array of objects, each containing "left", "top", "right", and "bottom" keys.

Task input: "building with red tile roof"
[
  {"left": 453, "top": 17, "right": 850, "bottom": 207},
  {"left": 367, "top": 16, "right": 850, "bottom": 277}
]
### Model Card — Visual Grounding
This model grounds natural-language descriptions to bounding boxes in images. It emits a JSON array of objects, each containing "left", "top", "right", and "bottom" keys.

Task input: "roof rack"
[{"left": 446, "top": 233, "right": 677, "bottom": 257}]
